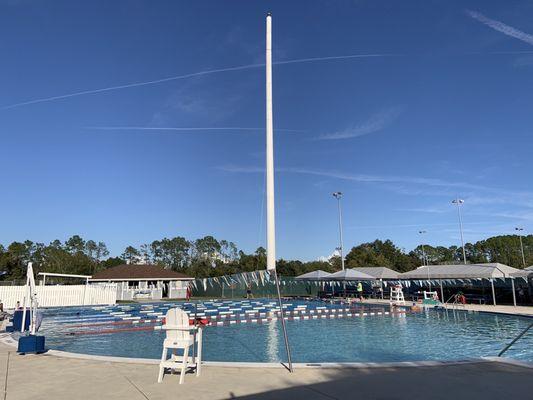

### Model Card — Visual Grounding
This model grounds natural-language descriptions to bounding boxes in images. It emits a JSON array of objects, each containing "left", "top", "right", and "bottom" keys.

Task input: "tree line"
[
  {"left": 0, "top": 234, "right": 530, "bottom": 280},
  {"left": 346, "top": 235, "right": 532, "bottom": 273}
]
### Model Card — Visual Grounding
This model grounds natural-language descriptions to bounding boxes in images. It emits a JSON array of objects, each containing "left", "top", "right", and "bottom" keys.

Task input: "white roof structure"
[
  {"left": 400, "top": 263, "right": 520, "bottom": 280},
  {"left": 329, "top": 269, "right": 375, "bottom": 281},
  {"left": 511, "top": 266, "right": 533, "bottom": 278},
  {"left": 295, "top": 270, "right": 332, "bottom": 280},
  {"left": 351, "top": 267, "right": 399, "bottom": 279}
]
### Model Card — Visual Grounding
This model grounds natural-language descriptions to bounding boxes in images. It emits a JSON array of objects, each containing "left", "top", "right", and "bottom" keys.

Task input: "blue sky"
[{"left": 1, "top": 0, "right": 532, "bottom": 260}]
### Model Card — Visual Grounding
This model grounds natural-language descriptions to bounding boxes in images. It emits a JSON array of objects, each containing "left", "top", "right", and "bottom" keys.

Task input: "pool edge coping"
[
  {"left": 2, "top": 301, "right": 532, "bottom": 370},
  {"left": 1, "top": 333, "right": 531, "bottom": 370}
]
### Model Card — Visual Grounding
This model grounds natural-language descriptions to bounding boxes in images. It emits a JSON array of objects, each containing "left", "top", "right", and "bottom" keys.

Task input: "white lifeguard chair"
[
  {"left": 157, "top": 308, "right": 203, "bottom": 384},
  {"left": 390, "top": 285, "right": 405, "bottom": 306}
]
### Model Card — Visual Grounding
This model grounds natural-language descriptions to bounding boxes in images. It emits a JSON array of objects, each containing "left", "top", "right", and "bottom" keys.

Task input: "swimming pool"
[{"left": 36, "top": 299, "right": 533, "bottom": 363}]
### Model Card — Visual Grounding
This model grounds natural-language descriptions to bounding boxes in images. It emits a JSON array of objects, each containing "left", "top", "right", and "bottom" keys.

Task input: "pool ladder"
[
  {"left": 443, "top": 294, "right": 465, "bottom": 310},
  {"left": 498, "top": 320, "right": 533, "bottom": 357}
]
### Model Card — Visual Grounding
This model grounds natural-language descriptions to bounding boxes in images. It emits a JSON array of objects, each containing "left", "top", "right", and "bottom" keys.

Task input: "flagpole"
[{"left": 266, "top": 12, "right": 293, "bottom": 373}]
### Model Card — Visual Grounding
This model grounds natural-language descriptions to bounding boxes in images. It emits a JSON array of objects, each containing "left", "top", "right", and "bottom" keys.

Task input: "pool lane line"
[
  {"left": 62, "top": 307, "right": 389, "bottom": 328},
  {"left": 69, "top": 319, "right": 161, "bottom": 328},
  {"left": 66, "top": 309, "right": 397, "bottom": 335},
  {"left": 67, "top": 325, "right": 158, "bottom": 335},
  {"left": 60, "top": 307, "right": 394, "bottom": 330},
  {"left": 50, "top": 317, "right": 120, "bottom": 324},
  {"left": 204, "top": 307, "right": 391, "bottom": 320}
]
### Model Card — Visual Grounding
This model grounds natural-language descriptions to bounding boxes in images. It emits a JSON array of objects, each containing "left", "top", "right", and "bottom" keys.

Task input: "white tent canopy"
[
  {"left": 295, "top": 270, "right": 332, "bottom": 281},
  {"left": 329, "top": 269, "right": 375, "bottom": 281},
  {"left": 511, "top": 266, "right": 533, "bottom": 278},
  {"left": 400, "top": 263, "right": 520, "bottom": 280},
  {"left": 351, "top": 267, "right": 399, "bottom": 280}
]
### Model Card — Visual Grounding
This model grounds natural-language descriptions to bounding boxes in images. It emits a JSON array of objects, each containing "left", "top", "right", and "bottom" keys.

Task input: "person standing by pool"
[
  {"left": 357, "top": 282, "right": 364, "bottom": 301},
  {"left": 246, "top": 285, "right": 253, "bottom": 299}
]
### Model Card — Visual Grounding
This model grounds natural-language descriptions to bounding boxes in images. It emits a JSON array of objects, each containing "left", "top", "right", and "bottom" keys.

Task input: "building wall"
[{"left": 93, "top": 279, "right": 191, "bottom": 301}]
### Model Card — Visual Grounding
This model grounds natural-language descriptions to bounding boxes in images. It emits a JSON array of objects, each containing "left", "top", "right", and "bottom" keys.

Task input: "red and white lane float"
[{"left": 65, "top": 307, "right": 407, "bottom": 336}]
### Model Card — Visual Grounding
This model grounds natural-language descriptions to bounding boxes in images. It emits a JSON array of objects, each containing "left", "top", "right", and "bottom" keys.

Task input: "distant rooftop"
[
  {"left": 511, "top": 265, "right": 533, "bottom": 278},
  {"left": 90, "top": 264, "right": 193, "bottom": 281},
  {"left": 351, "top": 267, "right": 399, "bottom": 279},
  {"left": 400, "top": 263, "right": 520, "bottom": 280}
]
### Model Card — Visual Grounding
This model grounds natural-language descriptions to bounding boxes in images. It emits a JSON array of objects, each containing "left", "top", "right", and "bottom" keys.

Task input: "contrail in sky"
[
  {"left": 274, "top": 53, "right": 393, "bottom": 65},
  {"left": 347, "top": 221, "right": 493, "bottom": 230},
  {"left": 466, "top": 10, "right": 533, "bottom": 46},
  {"left": 317, "top": 106, "right": 404, "bottom": 140},
  {"left": 1, "top": 53, "right": 396, "bottom": 110},
  {"left": 1, "top": 64, "right": 262, "bottom": 110},
  {"left": 86, "top": 126, "right": 304, "bottom": 133}
]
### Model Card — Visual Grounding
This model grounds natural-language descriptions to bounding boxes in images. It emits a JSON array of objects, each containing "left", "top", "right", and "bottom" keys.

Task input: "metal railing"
[
  {"left": 443, "top": 293, "right": 466, "bottom": 310},
  {"left": 498, "top": 321, "right": 533, "bottom": 357}
]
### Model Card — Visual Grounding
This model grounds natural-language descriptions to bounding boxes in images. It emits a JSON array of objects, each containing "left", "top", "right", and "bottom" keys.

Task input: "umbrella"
[
  {"left": 295, "top": 270, "right": 332, "bottom": 281},
  {"left": 328, "top": 269, "right": 375, "bottom": 281}
]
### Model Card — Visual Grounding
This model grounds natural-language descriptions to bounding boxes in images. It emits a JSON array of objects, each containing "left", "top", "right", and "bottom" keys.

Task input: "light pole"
[
  {"left": 452, "top": 198, "right": 467, "bottom": 264},
  {"left": 515, "top": 227, "right": 526, "bottom": 268},
  {"left": 419, "top": 230, "right": 430, "bottom": 291},
  {"left": 265, "top": 13, "right": 292, "bottom": 372},
  {"left": 333, "top": 192, "right": 345, "bottom": 270},
  {"left": 418, "top": 230, "right": 427, "bottom": 266}
]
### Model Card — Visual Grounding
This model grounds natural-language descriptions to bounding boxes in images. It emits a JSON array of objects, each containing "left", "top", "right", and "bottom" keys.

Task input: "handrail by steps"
[{"left": 498, "top": 321, "right": 533, "bottom": 357}]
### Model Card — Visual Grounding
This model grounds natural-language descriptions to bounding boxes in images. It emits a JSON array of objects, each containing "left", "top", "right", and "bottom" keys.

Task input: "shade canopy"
[
  {"left": 329, "top": 269, "right": 375, "bottom": 281},
  {"left": 295, "top": 270, "right": 332, "bottom": 281},
  {"left": 400, "top": 263, "right": 520, "bottom": 280},
  {"left": 351, "top": 267, "right": 399, "bottom": 280},
  {"left": 511, "top": 266, "right": 533, "bottom": 278}
]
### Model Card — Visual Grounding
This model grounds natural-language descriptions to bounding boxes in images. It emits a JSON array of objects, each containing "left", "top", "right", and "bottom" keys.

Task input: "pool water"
[{"left": 37, "top": 299, "right": 533, "bottom": 363}]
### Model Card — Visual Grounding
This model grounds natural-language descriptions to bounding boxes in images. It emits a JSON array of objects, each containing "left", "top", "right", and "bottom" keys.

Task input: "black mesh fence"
[{"left": 189, "top": 270, "right": 323, "bottom": 298}]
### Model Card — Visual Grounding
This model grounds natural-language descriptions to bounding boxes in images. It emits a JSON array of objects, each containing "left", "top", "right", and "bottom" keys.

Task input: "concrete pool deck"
[
  {"left": 358, "top": 298, "right": 533, "bottom": 317},
  {"left": 0, "top": 342, "right": 532, "bottom": 400},
  {"left": 2, "top": 302, "right": 532, "bottom": 399}
]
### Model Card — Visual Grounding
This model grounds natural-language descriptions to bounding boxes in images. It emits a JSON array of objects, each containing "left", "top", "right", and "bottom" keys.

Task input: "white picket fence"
[{"left": 0, "top": 284, "right": 117, "bottom": 308}]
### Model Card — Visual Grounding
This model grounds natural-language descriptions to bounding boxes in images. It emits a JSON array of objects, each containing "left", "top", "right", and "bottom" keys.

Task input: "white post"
[
  {"left": 265, "top": 13, "right": 292, "bottom": 372},
  {"left": 439, "top": 280, "right": 444, "bottom": 303},
  {"left": 511, "top": 278, "right": 517, "bottom": 307},
  {"left": 490, "top": 279, "right": 496, "bottom": 306},
  {"left": 266, "top": 12, "right": 276, "bottom": 272},
  {"left": 21, "top": 275, "right": 29, "bottom": 334}
]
